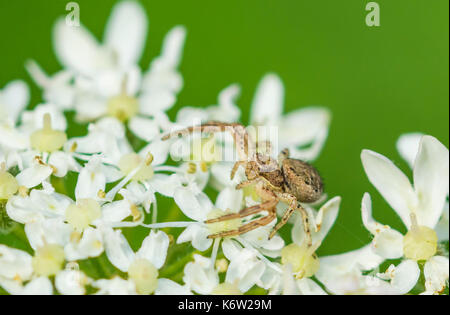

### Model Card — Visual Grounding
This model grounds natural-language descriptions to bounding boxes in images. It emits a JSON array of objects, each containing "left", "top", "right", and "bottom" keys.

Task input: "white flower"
[
  {"left": 182, "top": 249, "right": 264, "bottom": 295},
  {"left": 315, "top": 245, "right": 414, "bottom": 295},
  {"left": 103, "top": 228, "right": 169, "bottom": 294},
  {"left": 55, "top": 268, "right": 91, "bottom": 295},
  {"left": 361, "top": 135, "right": 449, "bottom": 294},
  {"left": 260, "top": 197, "right": 341, "bottom": 293},
  {"left": 155, "top": 278, "right": 192, "bottom": 295},
  {"left": 249, "top": 74, "right": 330, "bottom": 161},
  {"left": 92, "top": 277, "right": 137, "bottom": 295},
  {"left": 182, "top": 254, "right": 219, "bottom": 295},
  {"left": 25, "top": 60, "right": 76, "bottom": 110},
  {"left": 174, "top": 84, "right": 241, "bottom": 126},
  {"left": 49, "top": 0, "right": 186, "bottom": 138},
  {"left": 0, "top": 245, "right": 34, "bottom": 293},
  {"left": 0, "top": 80, "right": 30, "bottom": 151},
  {"left": 397, "top": 132, "right": 449, "bottom": 241}
]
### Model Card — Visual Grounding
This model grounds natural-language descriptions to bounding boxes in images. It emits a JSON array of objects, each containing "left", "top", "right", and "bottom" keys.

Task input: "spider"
[{"left": 162, "top": 121, "right": 323, "bottom": 246}]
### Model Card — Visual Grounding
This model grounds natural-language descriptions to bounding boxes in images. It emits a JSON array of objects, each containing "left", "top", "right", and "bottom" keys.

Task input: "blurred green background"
[{"left": 0, "top": 0, "right": 448, "bottom": 256}]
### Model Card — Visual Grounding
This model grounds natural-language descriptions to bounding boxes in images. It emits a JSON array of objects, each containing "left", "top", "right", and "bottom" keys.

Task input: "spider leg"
[
  {"left": 269, "top": 206, "right": 294, "bottom": 240},
  {"left": 205, "top": 199, "right": 278, "bottom": 224},
  {"left": 235, "top": 178, "right": 260, "bottom": 190},
  {"left": 230, "top": 160, "right": 246, "bottom": 180},
  {"left": 207, "top": 208, "right": 277, "bottom": 239},
  {"left": 275, "top": 192, "right": 312, "bottom": 247},
  {"left": 295, "top": 203, "right": 313, "bottom": 247},
  {"left": 162, "top": 121, "right": 251, "bottom": 161}
]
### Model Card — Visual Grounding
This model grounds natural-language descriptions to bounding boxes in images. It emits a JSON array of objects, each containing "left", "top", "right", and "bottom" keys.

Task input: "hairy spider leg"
[
  {"left": 205, "top": 199, "right": 278, "bottom": 224},
  {"left": 207, "top": 206, "right": 277, "bottom": 239},
  {"left": 162, "top": 121, "right": 252, "bottom": 161},
  {"left": 272, "top": 192, "right": 312, "bottom": 246}
]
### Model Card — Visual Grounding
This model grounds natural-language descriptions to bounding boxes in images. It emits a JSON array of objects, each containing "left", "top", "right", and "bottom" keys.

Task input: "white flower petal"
[
  {"left": 361, "top": 193, "right": 404, "bottom": 259},
  {"left": 22, "top": 277, "right": 53, "bottom": 295},
  {"left": 382, "top": 260, "right": 420, "bottom": 295},
  {"left": 317, "top": 244, "right": 384, "bottom": 283},
  {"left": 1, "top": 80, "right": 29, "bottom": 123},
  {"left": 65, "top": 227, "right": 104, "bottom": 261},
  {"left": 413, "top": 136, "right": 449, "bottom": 228},
  {"left": 435, "top": 202, "right": 449, "bottom": 241},
  {"left": 0, "top": 245, "right": 33, "bottom": 280},
  {"left": 104, "top": 1, "right": 147, "bottom": 68},
  {"left": 177, "top": 224, "right": 212, "bottom": 251},
  {"left": 174, "top": 188, "right": 213, "bottom": 221},
  {"left": 101, "top": 200, "right": 132, "bottom": 224},
  {"left": 296, "top": 278, "right": 327, "bottom": 295},
  {"left": 75, "top": 158, "right": 106, "bottom": 200},
  {"left": 396, "top": 133, "right": 423, "bottom": 169},
  {"left": 424, "top": 256, "right": 449, "bottom": 294},
  {"left": 53, "top": 19, "right": 106, "bottom": 76},
  {"left": 25, "top": 219, "right": 71, "bottom": 250},
  {"left": 280, "top": 107, "right": 330, "bottom": 146},
  {"left": 16, "top": 164, "right": 53, "bottom": 189},
  {"left": 93, "top": 277, "right": 136, "bottom": 295},
  {"left": 55, "top": 270, "right": 89, "bottom": 295},
  {"left": 250, "top": 73, "right": 283, "bottom": 126},
  {"left": 361, "top": 149, "right": 417, "bottom": 228},
  {"left": 136, "top": 230, "right": 169, "bottom": 269},
  {"left": 312, "top": 196, "right": 341, "bottom": 244},
  {"left": 48, "top": 151, "right": 80, "bottom": 177},
  {"left": 215, "top": 187, "right": 243, "bottom": 213},
  {"left": 183, "top": 255, "right": 218, "bottom": 295},
  {"left": 128, "top": 116, "right": 160, "bottom": 142},
  {"left": 139, "top": 139, "right": 170, "bottom": 166},
  {"left": 155, "top": 278, "right": 192, "bottom": 295},
  {"left": 156, "top": 25, "right": 187, "bottom": 69},
  {"left": 103, "top": 228, "right": 134, "bottom": 272},
  {"left": 148, "top": 173, "right": 182, "bottom": 197},
  {"left": 372, "top": 229, "right": 404, "bottom": 260}
]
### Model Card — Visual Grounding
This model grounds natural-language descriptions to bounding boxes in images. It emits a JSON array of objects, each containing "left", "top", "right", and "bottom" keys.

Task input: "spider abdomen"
[{"left": 282, "top": 159, "right": 323, "bottom": 203}]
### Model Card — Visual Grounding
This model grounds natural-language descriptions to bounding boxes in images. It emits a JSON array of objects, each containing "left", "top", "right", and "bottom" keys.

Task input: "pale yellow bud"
[
  {"left": 403, "top": 213, "right": 438, "bottom": 261},
  {"left": 118, "top": 153, "right": 154, "bottom": 181},
  {"left": 32, "top": 244, "right": 65, "bottom": 276},
  {"left": 107, "top": 94, "right": 139, "bottom": 122},
  {"left": 403, "top": 226, "right": 438, "bottom": 261},
  {"left": 281, "top": 243, "right": 320, "bottom": 279},
  {"left": 66, "top": 198, "right": 101, "bottom": 231},
  {"left": 0, "top": 168, "right": 18, "bottom": 200},
  {"left": 215, "top": 258, "right": 229, "bottom": 273},
  {"left": 30, "top": 114, "right": 67, "bottom": 152},
  {"left": 128, "top": 259, "right": 159, "bottom": 295}
]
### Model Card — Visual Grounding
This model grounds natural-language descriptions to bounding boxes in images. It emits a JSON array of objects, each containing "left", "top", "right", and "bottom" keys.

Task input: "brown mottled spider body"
[{"left": 162, "top": 122, "right": 324, "bottom": 246}]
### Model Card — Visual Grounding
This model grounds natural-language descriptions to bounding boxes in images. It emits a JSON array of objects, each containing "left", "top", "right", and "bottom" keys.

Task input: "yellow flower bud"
[
  {"left": 30, "top": 113, "right": 67, "bottom": 152},
  {"left": 107, "top": 94, "right": 139, "bottom": 122},
  {"left": 118, "top": 153, "right": 154, "bottom": 181},
  {"left": 403, "top": 213, "right": 438, "bottom": 261},
  {"left": 128, "top": 259, "right": 159, "bottom": 295},
  {"left": 32, "top": 244, "right": 65, "bottom": 277},
  {"left": 66, "top": 198, "right": 101, "bottom": 231},
  {"left": 0, "top": 168, "right": 18, "bottom": 200},
  {"left": 281, "top": 243, "right": 320, "bottom": 279}
]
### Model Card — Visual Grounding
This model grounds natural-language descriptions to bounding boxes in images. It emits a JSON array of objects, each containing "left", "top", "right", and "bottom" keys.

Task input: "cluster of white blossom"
[{"left": 0, "top": 1, "right": 448, "bottom": 295}]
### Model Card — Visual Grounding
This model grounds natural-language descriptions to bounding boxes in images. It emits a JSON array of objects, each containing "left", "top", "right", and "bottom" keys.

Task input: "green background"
[{"left": 0, "top": 0, "right": 448, "bottom": 257}]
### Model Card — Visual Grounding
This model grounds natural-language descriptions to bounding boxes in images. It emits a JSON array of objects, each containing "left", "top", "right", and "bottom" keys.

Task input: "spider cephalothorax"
[{"left": 163, "top": 122, "right": 324, "bottom": 246}]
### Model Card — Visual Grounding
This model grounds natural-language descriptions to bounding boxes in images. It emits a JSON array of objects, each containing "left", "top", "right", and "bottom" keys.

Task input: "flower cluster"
[{"left": 0, "top": 1, "right": 448, "bottom": 295}]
